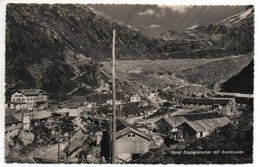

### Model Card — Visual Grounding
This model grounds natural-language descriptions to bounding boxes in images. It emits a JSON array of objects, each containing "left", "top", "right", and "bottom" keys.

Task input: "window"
[
  {"left": 200, "top": 132, "right": 203, "bottom": 137},
  {"left": 128, "top": 133, "right": 135, "bottom": 137}
]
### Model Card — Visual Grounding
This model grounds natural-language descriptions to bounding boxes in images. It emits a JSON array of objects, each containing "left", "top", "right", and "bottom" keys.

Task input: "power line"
[
  {"left": 115, "top": 5, "right": 165, "bottom": 58},
  {"left": 124, "top": 4, "right": 139, "bottom": 25},
  {"left": 176, "top": 7, "right": 194, "bottom": 30},
  {"left": 183, "top": 6, "right": 206, "bottom": 29},
  {"left": 159, "top": 7, "right": 193, "bottom": 37},
  {"left": 160, "top": 6, "right": 208, "bottom": 39},
  {"left": 169, "top": 6, "right": 207, "bottom": 39},
  {"left": 198, "top": 6, "right": 215, "bottom": 25},
  {"left": 139, "top": 5, "right": 165, "bottom": 33}
]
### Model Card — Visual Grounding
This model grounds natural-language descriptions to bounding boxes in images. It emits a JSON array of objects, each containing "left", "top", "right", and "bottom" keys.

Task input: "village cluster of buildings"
[{"left": 5, "top": 88, "right": 253, "bottom": 163}]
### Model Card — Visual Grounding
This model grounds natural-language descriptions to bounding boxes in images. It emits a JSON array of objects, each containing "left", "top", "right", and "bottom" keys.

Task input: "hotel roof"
[{"left": 16, "top": 89, "right": 47, "bottom": 96}]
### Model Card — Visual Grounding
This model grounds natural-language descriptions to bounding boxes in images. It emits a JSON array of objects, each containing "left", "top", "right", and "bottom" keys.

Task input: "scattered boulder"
[
  {"left": 64, "top": 130, "right": 87, "bottom": 156},
  {"left": 7, "top": 129, "right": 19, "bottom": 138},
  {"left": 151, "top": 135, "right": 164, "bottom": 147},
  {"left": 86, "top": 154, "right": 99, "bottom": 163},
  {"left": 18, "top": 130, "right": 34, "bottom": 146}
]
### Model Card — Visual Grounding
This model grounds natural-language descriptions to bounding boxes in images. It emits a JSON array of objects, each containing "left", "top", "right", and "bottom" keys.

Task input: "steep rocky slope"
[
  {"left": 175, "top": 53, "right": 253, "bottom": 90},
  {"left": 160, "top": 6, "right": 254, "bottom": 58},
  {"left": 5, "top": 4, "right": 163, "bottom": 99},
  {"left": 221, "top": 60, "right": 254, "bottom": 94}
]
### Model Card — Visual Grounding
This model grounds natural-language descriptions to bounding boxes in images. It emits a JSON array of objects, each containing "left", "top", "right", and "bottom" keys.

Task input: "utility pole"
[
  {"left": 58, "top": 120, "right": 60, "bottom": 163},
  {"left": 111, "top": 29, "right": 116, "bottom": 164},
  {"left": 108, "top": 113, "right": 112, "bottom": 162}
]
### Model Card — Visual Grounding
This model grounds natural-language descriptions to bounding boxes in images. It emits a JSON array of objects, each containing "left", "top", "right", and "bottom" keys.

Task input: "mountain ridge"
[
  {"left": 160, "top": 6, "right": 254, "bottom": 56},
  {"left": 5, "top": 4, "right": 254, "bottom": 99}
]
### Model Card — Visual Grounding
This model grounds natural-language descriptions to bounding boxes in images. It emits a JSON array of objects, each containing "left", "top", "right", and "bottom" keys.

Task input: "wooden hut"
[{"left": 115, "top": 119, "right": 151, "bottom": 162}]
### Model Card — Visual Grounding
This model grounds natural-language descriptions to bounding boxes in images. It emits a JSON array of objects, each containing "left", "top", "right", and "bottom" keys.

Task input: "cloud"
[
  {"left": 149, "top": 24, "right": 161, "bottom": 28},
  {"left": 138, "top": 9, "right": 156, "bottom": 16},
  {"left": 138, "top": 8, "right": 166, "bottom": 17},
  {"left": 159, "top": 5, "right": 192, "bottom": 14}
]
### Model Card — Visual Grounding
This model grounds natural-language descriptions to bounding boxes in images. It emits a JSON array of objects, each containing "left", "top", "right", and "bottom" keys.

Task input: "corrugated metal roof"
[
  {"left": 163, "top": 116, "right": 188, "bottom": 128},
  {"left": 211, "top": 117, "right": 231, "bottom": 127},
  {"left": 185, "top": 121, "right": 207, "bottom": 132},
  {"left": 200, "top": 119, "right": 219, "bottom": 129},
  {"left": 181, "top": 112, "right": 224, "bottom": 121},
  {"left": 178, "top": 114, "right": 231, "bottom": 132},
  {"left": 193, "top": 120, "right": 214, "bottom": 131}
]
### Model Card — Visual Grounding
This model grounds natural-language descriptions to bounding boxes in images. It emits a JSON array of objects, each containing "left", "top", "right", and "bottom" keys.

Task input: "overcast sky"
[{"left": 89, "top": 4, "right": 247, "bottom": 35}]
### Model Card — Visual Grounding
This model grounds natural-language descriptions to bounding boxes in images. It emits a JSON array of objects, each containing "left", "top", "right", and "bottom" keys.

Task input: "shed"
[
  {"left": 155, "top": 116, "right": 188, "bottom": 134},
  {"left": 5, "top": 115, "right": 21, "bottom": 125},
  {"left": 30, "top": 110, "right": 52, "bottom": 121},
  {"left": 130, "top": 95, "right": 141, "bottom": 102},
  {"left": 177, "top": 113, "right": 231, "bottom": 140},
  {"left": 69, "top": 109, "right": 81, "bottom": 117},
  {"left": 115, "top": 119, "right": 151, "bottom": 162},
  {"left": 5, "top": 115, "right": 22, "bottom": 133},
  {"left": 100, "top": 119, "right": 150, "bottom": 163},
  {"left": 95, "top": 131, "right": 103, "bottom": 146}
]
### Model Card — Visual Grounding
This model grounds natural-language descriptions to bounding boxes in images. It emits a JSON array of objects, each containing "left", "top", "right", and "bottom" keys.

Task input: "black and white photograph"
[{"left": 2, "top": 1, "right": 255, "bottom": 165}]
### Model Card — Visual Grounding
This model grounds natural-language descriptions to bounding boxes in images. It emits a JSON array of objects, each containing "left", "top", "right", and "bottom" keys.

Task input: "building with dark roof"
[
  {"left": 5, "top": 115, "right": 21, "bottom": 125},
  {"left": 215, "top": 92, "right": 253, "bottom": 104},
  {"left": 179, "top": 97, "right": 236, "bottom": 113},
  {"left": 5, "top": 115, "right": 22, "bottom": 133},
  {"left": 7, "top": 89, "right": 48, "bottom": 110},
  {"left": 180, "top": 98, "right": 235, "bottom": 106}
]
